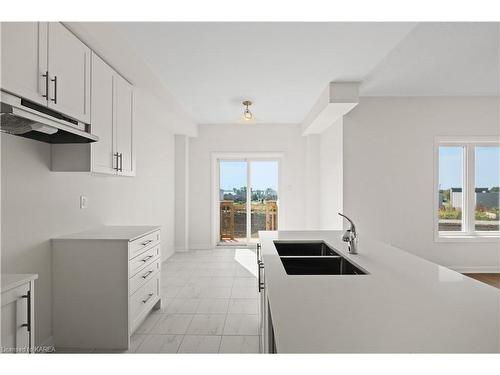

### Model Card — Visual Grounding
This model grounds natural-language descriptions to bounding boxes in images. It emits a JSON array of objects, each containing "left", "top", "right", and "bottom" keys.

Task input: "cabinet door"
[
  {"left": 114, "top": 75, "right": 135, "bottom": 176},
  {"left": 1, "top": 283, "right": 30, "bottom": 353},
  {"left": 91, "top": 53, "right": 117, "bottom": 174},
  {"left": 0, "top": 22, "right": 48, "bottom": 106},
  {"left": 47, "top": 22, "right": 91, "bottom": 123}
]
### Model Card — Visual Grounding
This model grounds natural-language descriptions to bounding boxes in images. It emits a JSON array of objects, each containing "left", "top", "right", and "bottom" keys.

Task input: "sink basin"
[
  {"left": 273, "top": 241, "right": 340, "bottom": 257},
  {"left": 280, "top": 256, "right": 367, "bottom": 275}
]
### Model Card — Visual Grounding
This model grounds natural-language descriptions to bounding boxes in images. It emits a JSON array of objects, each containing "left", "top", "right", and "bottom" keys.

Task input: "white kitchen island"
[{"left": 259, "top": 230, "right": 500, "bottom": 353}]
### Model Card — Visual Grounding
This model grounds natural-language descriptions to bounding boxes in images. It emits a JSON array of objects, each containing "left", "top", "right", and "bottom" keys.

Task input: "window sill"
[{"left": 435, "top": 233, "right": 500, "bottom": 243}]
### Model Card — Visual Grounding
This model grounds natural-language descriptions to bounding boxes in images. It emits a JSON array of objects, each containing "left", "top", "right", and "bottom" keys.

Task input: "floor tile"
[
  {"left": 212, "top": 268, "right": 236, "bottom": 277},
  {"left": 234, "top": 266, "right": 257, "bottom": 278},
  {"left": 223, "top": 314, "right": 260, "bottom": 335},
  {"left": 178, "top": 335, "right": 222, "bottom": 353},
  {"left": 162, "top": 276, "right": 190, "bottom": 287},
  {"left": 176, "top": 285, "right": 207, "bottom": 299},
  {"left": 233, "top": 277, "right": 257, "bottom": 288},
  {"left": 135, "top": 313, "right": 163, "bottom": 334},
  {"left": 187, "top": 314, "right": 226, "bottom": 335},
  {"left": 196, "top": 298, "right": 230, "bottom": 314},
  {"left": 219, "top": 335, "right": 260, "bottom": 353},
  {"left": 151, "top": 314, "right": 194, "bottom": 334},
  {"left": 228, "top": 299, "right": 260, "bottom": 314},
  {"left": 127, "top": 334, "right": 147, "bottom": 353},
  {"left": 135, "top": 334, "right": 183, "bottom": 353},
  {"left": 231, "top": 287, "right": 259, "bottom": 299},
  {"left": 166, "top": 299, "right": 200, "bottom": 314},
  {"left": 202, "top": 286, "right": 232, "bottom": 299},
  {"left": 161, "top": 285, "right": 183, "bottom": 299}
]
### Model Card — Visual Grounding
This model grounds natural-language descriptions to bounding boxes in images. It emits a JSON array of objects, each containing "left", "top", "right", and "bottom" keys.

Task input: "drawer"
[
  {"left": 129, "top": 245, "right": 160, "bottom": 276},
  {"left": 130, "top": 273, "right": 160, "bottom": 323},
  {"left": 129, "top": 258, "right": 161, "bottom": 295},
  {"left": 129, "top": 230, "right": 161, "bottom": 259}
]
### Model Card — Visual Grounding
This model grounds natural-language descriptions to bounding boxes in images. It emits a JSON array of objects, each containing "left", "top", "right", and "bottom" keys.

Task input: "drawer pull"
[
  {"left": 142, "top": 270, "right": 154, "bottom": 279},
  {"left": 142, "top": 293, "right": 154, "bottom": 304},
  {"left": 141, "top": 240, "right": 153, "bottom": 246},
  {"left": 141, "top": 255, "right": 154, "bottom": 263}
]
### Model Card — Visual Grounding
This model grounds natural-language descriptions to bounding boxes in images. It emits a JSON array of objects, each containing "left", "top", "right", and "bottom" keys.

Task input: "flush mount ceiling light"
[{"left": 241, "top": 100, "right": 255, "bottom": 122}]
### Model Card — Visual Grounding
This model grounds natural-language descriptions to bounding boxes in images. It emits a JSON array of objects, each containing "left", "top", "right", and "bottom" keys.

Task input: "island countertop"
[{"left": 259, "top": 230, "right": 500, "bottom": 353}]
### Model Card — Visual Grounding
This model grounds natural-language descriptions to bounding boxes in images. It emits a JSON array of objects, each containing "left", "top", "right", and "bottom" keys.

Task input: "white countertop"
[
  {"left": 1, "top": 274, "right": 38, "bottom": 293},
  {"left": 260, "top": 230, "right": 500, "bottom": 353},
  {"left": 52, "top": 226, "right": 161, "bottom": 241}
]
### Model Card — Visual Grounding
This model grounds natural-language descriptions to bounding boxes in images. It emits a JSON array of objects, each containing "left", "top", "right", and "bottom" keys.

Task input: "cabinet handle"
[
  {"left": 50, "top": 76, "right": 57, "bottom": 104},
  {"left": 141, "top": 255, "right": 154, "bottom": 263},
  {"left": 142, "top": 270, "right": 154, "bottom": 279},
  {"left": 21, "top": 291, "right": 31, "bottom": 332},
  {"left": 141, "top": 240, "right": 153, "bottom": 246},
  {"left": 142, "top": 293, "right": 154, "bottom": 304},
  {"left": 119, "top": 153, "right": 123, "bottom": 172},
  {"left": 256, "top": 243, "right": 261, "bottom": 264},
  {"left": 257, "top": 261, "right": 264, "bottom": 292},
  {"left": 42, "top": 71, "right": 49, "bottom": 99},
  {"left": 113, "top": 153, "right": 119, "bottom": 171}
]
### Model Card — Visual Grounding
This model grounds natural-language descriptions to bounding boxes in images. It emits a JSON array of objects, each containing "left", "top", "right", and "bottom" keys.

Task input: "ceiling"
[{"left": 116, "top": 22, "right": 499, "bottom": 125}]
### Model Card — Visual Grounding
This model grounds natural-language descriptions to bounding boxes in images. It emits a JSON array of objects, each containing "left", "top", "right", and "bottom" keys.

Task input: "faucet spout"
[{"left": 338, "top": 213, "right": 358, "bottom": 254}]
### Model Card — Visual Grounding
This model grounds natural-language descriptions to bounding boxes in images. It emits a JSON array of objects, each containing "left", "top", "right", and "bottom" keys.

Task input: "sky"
[
  {"left": 220, "top": 161, "right": 278, "bottom": 191},
  {"left": 439, "top": 146, "right": 500, "bottom": 189}
]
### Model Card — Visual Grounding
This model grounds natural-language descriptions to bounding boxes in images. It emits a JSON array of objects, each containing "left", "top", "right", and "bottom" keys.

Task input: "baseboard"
[
  {"left": 188, "top": 244, "right": 213, "bottom": 250},
  {"left": 448, "top": 266, "right": 500, "bottom": 273}
]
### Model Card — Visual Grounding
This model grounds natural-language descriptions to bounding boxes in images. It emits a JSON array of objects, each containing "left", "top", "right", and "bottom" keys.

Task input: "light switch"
[{"left": 80, "top": 195, "right": 89, "bottom": 209}]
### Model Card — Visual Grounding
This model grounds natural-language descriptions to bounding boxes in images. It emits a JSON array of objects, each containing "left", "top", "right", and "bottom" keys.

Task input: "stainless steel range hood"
[{"left": 0, "top": 91, "right": 98, "bottom": 144}]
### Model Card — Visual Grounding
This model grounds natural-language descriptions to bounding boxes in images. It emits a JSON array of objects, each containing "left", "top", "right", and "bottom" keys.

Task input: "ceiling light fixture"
[{"left": 241, "top": 100, "right": 254, "bottom": 122}]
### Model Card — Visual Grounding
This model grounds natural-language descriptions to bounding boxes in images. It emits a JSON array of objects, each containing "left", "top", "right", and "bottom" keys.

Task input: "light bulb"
[{"left": 243, "top": 109, "right": 253, "bottom": 120}]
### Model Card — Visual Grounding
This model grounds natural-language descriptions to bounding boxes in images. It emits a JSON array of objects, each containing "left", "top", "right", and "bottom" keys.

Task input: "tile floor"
[{"left": 131, "top": 247, "right": 261, "bottom": 353}]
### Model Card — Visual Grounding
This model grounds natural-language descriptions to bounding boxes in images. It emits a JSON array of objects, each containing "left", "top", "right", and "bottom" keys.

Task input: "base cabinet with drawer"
[
  {"left": 52, "top": 226, "right": 161, "bottom": 350},
  {"left": 1, "top": 274, "right": 38, "bottom": 353}
]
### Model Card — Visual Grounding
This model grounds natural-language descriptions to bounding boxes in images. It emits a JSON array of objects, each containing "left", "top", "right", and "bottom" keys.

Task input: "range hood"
[{"left": 0, "top": 91, "right": 98, "bottom": 144}]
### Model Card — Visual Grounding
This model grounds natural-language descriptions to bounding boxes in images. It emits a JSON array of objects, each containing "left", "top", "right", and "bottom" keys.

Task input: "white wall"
[
  {"left": 343, "top": 97, "right": 500, "bottom": 270},
  {"left": 319, "top": 118, "right": 343, "bottom": 230},
  {"left": 187, "top": 124, "right": 308, "bottom": 249},
  {"left": 1, "top": 100, "right": 179, "bottom": 346}
]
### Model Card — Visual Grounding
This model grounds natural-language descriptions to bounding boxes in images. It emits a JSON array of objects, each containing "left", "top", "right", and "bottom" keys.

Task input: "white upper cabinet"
[
  {"left": 0, "top": 22, "right": 48, "bottom": 106},
  {"left": 91, "top": 54, "right": 116, "bottom": 174},
  {"left": 47, "top": 22, "right": 91, "bottom": 123},
  {"left": 0, "top": 22, "right": 91, "bottom": 124},
  {"left": 114, "top": 75, "right": 134, "bottom": 176}
]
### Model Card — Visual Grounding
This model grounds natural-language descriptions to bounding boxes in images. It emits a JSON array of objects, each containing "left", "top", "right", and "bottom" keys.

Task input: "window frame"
[{"left": 434, "top": 136, "right": 500, "bottom": 242}]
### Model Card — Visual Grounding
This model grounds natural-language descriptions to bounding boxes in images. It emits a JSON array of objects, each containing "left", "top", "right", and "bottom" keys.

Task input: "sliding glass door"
[{"left": 218, "top": 159, "right": 279, "bottom": 245}]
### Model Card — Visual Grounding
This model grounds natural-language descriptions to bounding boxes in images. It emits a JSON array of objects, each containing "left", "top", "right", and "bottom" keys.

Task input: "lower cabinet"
[
  {"left": 1, "top": 274, "right": 37, "bottom": 353},
  {"left": 257, "top": 243, "right": 276, "bottom": 354},
  {"left": 52, "top": 226, "right": 161, "bottom": 350}
]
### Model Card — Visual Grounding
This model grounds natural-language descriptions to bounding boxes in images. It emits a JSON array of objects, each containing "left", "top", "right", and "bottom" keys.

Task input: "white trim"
[
  {"left": 434, "top": 136, "right": 500, "bottom": 242},
  {"left": 211, "top": 152, "right": 284, "bottom": 248},
  {"left": 448, "top": 266, "right": 500, "bottom": 274}
]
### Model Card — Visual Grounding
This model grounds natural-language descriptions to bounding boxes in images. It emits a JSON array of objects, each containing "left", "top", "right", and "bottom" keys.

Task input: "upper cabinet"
[
  {"left": 1, "top": 22, "right": 136, "bottom": 177},
  {"left": 47, "top": 23, "right": 91, "bottom": 124},
  {"left": 1, "top": 22, "right": 48, "bottom": 106},
  {"left": 90, "top": 54, "right": 135, "bottom": 176},
  {"left": 1, "top": 22, "right": 91, "bottom": 124},
  {"left": 114, "top": 74, "right": 134, "bottom": 176},
  {"left": 91, "top": 54, "right": 116, "bottom": 174}
]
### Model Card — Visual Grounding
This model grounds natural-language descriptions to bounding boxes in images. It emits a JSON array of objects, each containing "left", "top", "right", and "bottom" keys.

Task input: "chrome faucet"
[{"left": 338, "top": 213, "right": 358, "bottom": 254}]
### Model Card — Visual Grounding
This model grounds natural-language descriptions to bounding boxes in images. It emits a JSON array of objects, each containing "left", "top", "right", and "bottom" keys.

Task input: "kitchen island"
[{"left": 259, "top": 230, "right": 500, "bottom": 353}]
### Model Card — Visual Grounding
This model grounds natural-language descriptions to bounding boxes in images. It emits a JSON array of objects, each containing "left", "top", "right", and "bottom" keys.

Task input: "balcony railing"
[{"left": 220, "top": 200, "right": 278, "bottom": 242}]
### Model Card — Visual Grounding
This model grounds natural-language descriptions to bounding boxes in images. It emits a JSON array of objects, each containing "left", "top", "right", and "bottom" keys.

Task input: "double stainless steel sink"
[{"left": 274, "top": 240, "right": 367, "bottom": 275}]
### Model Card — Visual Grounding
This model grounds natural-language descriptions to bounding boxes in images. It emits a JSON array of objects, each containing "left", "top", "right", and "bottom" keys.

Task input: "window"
[{"left": 436, "top": 138, "right": 500, "bottom": 240}]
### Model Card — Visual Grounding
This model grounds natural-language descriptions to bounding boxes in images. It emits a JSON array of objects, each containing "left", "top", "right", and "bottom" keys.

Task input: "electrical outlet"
[{"left": 80, "top": 195, "right": 88, "bottom": 209}]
